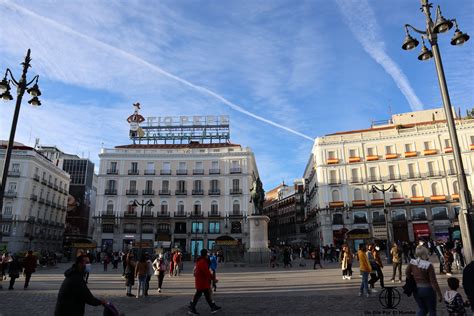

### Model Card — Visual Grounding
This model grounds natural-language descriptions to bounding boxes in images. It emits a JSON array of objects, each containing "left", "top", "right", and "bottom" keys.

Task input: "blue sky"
[{"left": 0, "top": 0, "right": 473, "bottom": 190}]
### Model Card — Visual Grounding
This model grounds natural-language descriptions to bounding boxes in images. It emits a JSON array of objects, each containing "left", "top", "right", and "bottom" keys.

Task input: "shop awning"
[{"left": 345, "top": 229, "right": 370, "bottom": 239}]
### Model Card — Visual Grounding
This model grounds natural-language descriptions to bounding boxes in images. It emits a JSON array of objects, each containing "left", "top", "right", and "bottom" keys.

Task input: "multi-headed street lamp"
[
  {"left": 402, "top": 0, "right": 473, "bottom": 263},
  {"left": 370, "top": 184, "right": 397, "bottom": 264},
  {"left": 131, "top": 199, "right": 154, "bottom": 258},
  {"left": 0, "top": 49, "right": 42, "bottom": 222}
]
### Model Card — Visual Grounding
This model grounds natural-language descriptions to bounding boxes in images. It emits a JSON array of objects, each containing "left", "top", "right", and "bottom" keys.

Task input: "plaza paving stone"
[{"left": 0, "top": 259, "right": 464, "bottom": 316}]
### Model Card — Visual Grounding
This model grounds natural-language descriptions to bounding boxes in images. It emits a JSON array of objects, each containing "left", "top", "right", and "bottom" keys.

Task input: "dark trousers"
[
  {"left": 343, "top": 263, "right": 352, "bottom": 276},
  {"left": 9, "top": 277, "right": 17, "bottom": 289},
  {"left": 145, "top": 275, "right": 151, "bottom": 295},
  {"left": 24, "top": 273, "right": 32, "bottom": 288},
  {"left": 191, "top": 288, "right": 214, "bottom": 308},
  {"left": 392, "top": 262, "right": 402, "bottom": 281},
  {"left": 157, "top": 272, "right": 164, "bottom": 288}
]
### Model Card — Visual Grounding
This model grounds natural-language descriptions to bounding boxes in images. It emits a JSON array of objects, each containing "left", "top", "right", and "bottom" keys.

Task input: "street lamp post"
[
  {"left": 0, "top": 49, "right": 42, "bottom": 215},
  {"left": 402, "top": 0, "right": 473, "bottom": 263},
  {"left": 370, "top": 184, "right": 397, "bottom": 264},
  {"left": 131, "top": 199, "right": 154, "bottom": 259}
]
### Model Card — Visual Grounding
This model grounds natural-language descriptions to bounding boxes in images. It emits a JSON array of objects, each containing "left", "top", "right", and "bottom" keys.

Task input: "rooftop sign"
[{"left": 127, "top": 103, "right": 230, "bottom": 144}]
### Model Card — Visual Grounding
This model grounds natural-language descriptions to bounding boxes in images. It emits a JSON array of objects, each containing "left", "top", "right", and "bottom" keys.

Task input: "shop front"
[
  {"left": 345, "top": 228, "right": 370, "bottom": 253},
  {"left": 333, "top": 227, "right": 348, "bottom": 247},
  {"left": 412, "top": 223, "right": 430, "bottom": 241},
  {"left": 433, "top": 221, "right": 450, "bottom": 242}
]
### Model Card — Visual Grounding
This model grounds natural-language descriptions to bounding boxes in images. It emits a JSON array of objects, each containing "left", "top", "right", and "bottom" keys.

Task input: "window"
[
  {"left": 162, "top": 180, "right": 169, "bottom": 191},
  {"left": 177, "top": 201, "right": 185, "bottom": 215},
  {"left": 448, "top": 160, "right": 456, "bottom": 174},
  {"left": 454, "top": 206, "right": 460, "bottom": 218},
  {"left": 353, "top": 211, "right": 368, "bottom": 223},
  {"left": 470, "top": 135, "right": 474, "bottom": 145},
  {"left": 163, "top": 162, "right": 171, "bottom": 171},
  {"left": 210, "top": 180, "right": 219, "bottom": 191},
  {"left": 211, "top": 201, "right": 218, "bottom": 214},
  {"left": 127, "top": 201, "right": 137, "bottom": 214},
  {"left": 408, "top": 163, "right": 416, "bottom": 178},
  {"left": 174, "top": 222, "right": 186, "bottom": 234},
  {"left": 369, "top": 167, "right": 377, "bottom": 180},
  {"left": 424, "top": 141, "right": 432, "bottom": 150},
  {"left": 8, "top": 182, "right": 17, "bottom": 192},
  {"left": 385, "top": 145, "right": 394, "bottom": 155},
  {"left": 146, "top": 162, "right": 154, "bottom": 171},
  {"left": 231, "top": 221, "right": 242, "bottom": 233},
  {"left": 231, "top": 160, "right": 240, "bottom": 168},
  {"left": 411, "top": 208, "right": 427, "bottom": 221},
  {"left": 160, "top": 201, "right": 168, "bottom": 214},
  {"left": 192, "top": 222, "right": 203, "bottom": 233},
  {"left": 3, "top": 203, "right": 13, "bottom": 216},
  {"left": 124, "top": 223, "right": 136, "bottom": 233},
  {"left": 129, "top": 180, "right": 137, "bottom": 191},
  {"left": 453, "top": 181, "right": 459, "bottom": 194},
  {"left": 194, "top": 180, "right": 202, "bottom": 191},
  {"left": 444, "top": 139, "right": 451, "bottom": 147},
  {"left": 211, "top": 161, "right": 219, "bottom": 169},
  {"left": 110, "top": 161, "right": 117, "bottom": 171},
  {"left": 232, "top": 200, "right": 240, "bottom": 214},
  {"left": 177, "top": 180, "right": 186, "bottom": 191},
  {"left": 11, "top": 163, "right": 19, "bottom": 172},
  {"left": 411, "top": 184, "right": 420, "bottom": 197},
  {"left": 329, "top": 170, "right": 338, "bottom": 184},
  {"left": 332, "top": 213, "right": 343, "bottom": 225},
  {"left": 431, "top": 207, "right": 448, "bottom": 220},
  {"left": 331, "top": 190, "right": 340, "bottom": 202},
  {"left": 194, "top": 201, "right": 201, "bottom": 215},
  {"left": 209, "top": 222, "right": 220, "bottom": 234},
  {"left": 431, "top": 182, "right": 441, "bottom": 196},
  {"left": 195, "top": 161, "right": 203, "bottom": 169},
  {"left": 404, "top": 143, "right": 413, "bottom": 152},
  {"left": 327, "top": 151, "right": 336, "bottom": 159},
  {"left": 106, "top": 201, "right": 114, "bottom": 214},
  {"left": 232, "top": 179, "right": 240, "bottom": 190},
  {"left": 367, "top": 147, "right": 375, "bottom": 156},
  {"left": 146, "top": 180, "right": 153, "bottom": 190},
  {"left": 372, "top": 210, "right": 385, "bottom": 223},
  {"left": 107, "top": 180, "right": 116, "bottom": 190},
  {"left": 353, "top": 188, "right": 362, "bottom": 200},
  {"left": 392, "top": 209, "right": 406, "bottom": 221},
  {"left": 388, "top": 165, "right": 397, "bottom": 179},
  {"left": 349, "top": 149, "right": 357, "bottom": 157},
  {"left": 131, "top": 162, "right": 138, "bottom": 172},
  {"left": 427, "top": 161, "right": 436, "bottom": 176},
  {"left": 179, "top": 162, "right": 186, "bottom": 170},
  {"left": 351, "top": 169, "right": 359, "bottom": 182}
]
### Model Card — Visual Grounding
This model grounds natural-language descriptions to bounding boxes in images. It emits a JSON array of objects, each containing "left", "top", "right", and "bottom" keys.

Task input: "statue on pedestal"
[{"left": 250, "top": 173, "right": 265, "bottom": 215}]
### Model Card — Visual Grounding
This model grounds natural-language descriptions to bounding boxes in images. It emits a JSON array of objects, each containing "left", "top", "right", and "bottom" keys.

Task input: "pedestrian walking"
[
  {"left": 112, "top": 252, "right": 119, "bottom": 269},
  {"left": 357, "top": 244, "right": 372, "bottom": 297},
  {"left": 153, "top": 254, "right": 166, "bottom": 293},
  {"left": 23, "top": 250, "right": 38, "bottom": 289},
  {"left": 1, "top": 252, "right": 12, "bottom": 280},
  {"left": 312, "top": 248, "right": 323, "bottom": 269},
  {"left": 103, "top": 254, "right": 109, "bottom": 272},
  {"left": 169, "top": 251, "right": 175, "bottom": 277},
  {"left": 188, "top": 249, "right": 221, "bottom": 315},
  {"left": 7, "top": 256, "right": 22, "bottom": 290},
  {"left": 54, "top": 255, "right": 106, "bottom": 316},
  {"left": 462, "top": 260, "right": 474, "bottom": 314},
  {"left": 173, "top": 251, "right": 182, "bottom": 276},
  {"left": 121, "top": 251, "right": 127, "bottom": 277},
  {"left": 390, "top": 243, "right": 402, "bottom": 283},
  {"left": 341, "top": 244, "right": 353, "bottom": 280},
  {"left": 124, "top": 253, "right": 136, "bottom": 297},
  {"left": 444, "top": 247, "right": 454, "bottom": 276},
  {"left": 145, "top": 254, "right": 153, "bottom": 296},
  {"left": 135, "top": 254, "right": 147, "bottom": 298},
  {"left": 209, "top": 252, "right": 218, "bottom": 291},
  {"left": 283, "top": 247, "right": 291, "bottom": 268},
  {"left": 406, "top": 245, "right": 442, "bottom": 316},
  {"left": 444, "top": 277, "right": 467, "bottom": 316},
  {"left": 367, "top": 244, "right": 380, "bottom": 292}
]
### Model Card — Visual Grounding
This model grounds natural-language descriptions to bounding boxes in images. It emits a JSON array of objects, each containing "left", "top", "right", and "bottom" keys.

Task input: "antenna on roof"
[{"left": 34, "top": 138, "right": 40, "bottom": 149}]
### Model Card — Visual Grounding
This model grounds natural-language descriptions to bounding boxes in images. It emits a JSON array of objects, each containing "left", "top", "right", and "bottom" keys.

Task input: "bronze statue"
[{"left": 250, "top": 173, "right": 265, "bottom": 215}]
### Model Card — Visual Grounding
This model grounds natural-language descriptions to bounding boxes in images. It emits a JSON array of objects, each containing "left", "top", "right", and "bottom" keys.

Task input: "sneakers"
[
  {"left": 347, "top": 276, "right": 351, "bottom": 280},
  {"left": 158, "top": 288, "right": 162, "bottom": 293},
  {"left": 188, "top": 307, "right": 200, "bottom": 315},
  {"left": 397, "top": 280, "right": 402, "bottom": 283},
  {"left": 446, "top": 273, "right": 453, "bottom": 276},
  {"left": 391, "top": 279, "right": 395, "bottom": 283},
  {"left": 358, "top": 292, "right": 362, "bottom": 297},
  {"left": 342, "top": 276, "right": 346, "bottom": 280},
  {"left": 211, "top": 305, "right": 222, "bottom": 314},
  {"left": 366, "top": 293, "right": 370, "bottom": 298}
]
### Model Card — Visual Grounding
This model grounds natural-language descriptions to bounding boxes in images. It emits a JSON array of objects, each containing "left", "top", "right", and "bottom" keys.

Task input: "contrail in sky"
[{"left": 2, "top": 0, "right": 314, "bottom": 142}]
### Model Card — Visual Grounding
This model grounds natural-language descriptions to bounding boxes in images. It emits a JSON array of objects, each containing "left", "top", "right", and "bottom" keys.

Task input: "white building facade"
[
  {"left": 304, "top": 108, "right": 474, "bottom": 249},
  {"left": 93, "top": 142, "right": 259, "bottom": 259},
  {"left": 0, "top": 142, "right": 70, "bottom": 253}
]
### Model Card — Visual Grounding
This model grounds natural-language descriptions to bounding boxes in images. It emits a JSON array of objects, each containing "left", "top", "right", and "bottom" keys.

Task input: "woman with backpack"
[{"left": 152, "top": 254, "right": 166, "bottom": 293}]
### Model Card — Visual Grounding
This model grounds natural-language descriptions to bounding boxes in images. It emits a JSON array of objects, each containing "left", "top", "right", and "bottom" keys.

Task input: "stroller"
[{"left": 103, "top": 302, "right": 124, "bottom": 316}]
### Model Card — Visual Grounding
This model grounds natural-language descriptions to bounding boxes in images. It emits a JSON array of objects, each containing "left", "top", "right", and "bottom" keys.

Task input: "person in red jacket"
[{"left": 188, "top": 249, "right": 221, "bottom": 315}]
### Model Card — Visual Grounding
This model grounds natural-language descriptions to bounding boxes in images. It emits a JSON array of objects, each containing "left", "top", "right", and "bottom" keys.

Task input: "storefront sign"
[{"left": 372, "top": 226, "right": 388, "bottom": 239}]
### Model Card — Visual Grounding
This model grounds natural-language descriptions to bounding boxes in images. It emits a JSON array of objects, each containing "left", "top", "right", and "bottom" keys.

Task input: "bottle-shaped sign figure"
[{"left": 127, "top": 102, "right": 145, "bottom": 138}]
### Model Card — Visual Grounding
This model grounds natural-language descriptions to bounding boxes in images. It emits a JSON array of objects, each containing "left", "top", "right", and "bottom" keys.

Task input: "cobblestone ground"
[{"left": 0, "top": 259, "right": 465, "bottom": 316}]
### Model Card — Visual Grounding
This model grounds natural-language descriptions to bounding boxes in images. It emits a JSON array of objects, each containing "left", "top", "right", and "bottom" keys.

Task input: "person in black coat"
[
  {"left": 7, "top": 256, "right": 22, "bottom": 290},
  {"left": 54, "top": 255, "right": 106, "bottom": 316},
  {"left": 463, "top": 261, "right": 474, "bottom": 313}
]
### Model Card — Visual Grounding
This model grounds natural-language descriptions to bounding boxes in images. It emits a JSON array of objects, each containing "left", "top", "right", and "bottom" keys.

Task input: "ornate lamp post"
[
  {"left": 402, "top": 0, "right": 473, "bottom": 263},
  {"left": 370, "top": 184, "right": 397, "bottom": 264},
  {"left": 0, "top": 49, "right": 42, "bottom": 217},
  {"left": 131, "top": 199, "right": 154, "bottom": 258}
]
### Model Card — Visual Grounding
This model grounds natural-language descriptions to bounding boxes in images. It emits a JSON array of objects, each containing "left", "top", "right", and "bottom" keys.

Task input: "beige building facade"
[
  {"left": 93, "top": 142, "right": 259, "bottom": 259},
  {"left": 304, "top": 108, "right": 473, "bottom": 249},
  {"left": 0, "top": 142, "right": 70, "bottom": 253}
]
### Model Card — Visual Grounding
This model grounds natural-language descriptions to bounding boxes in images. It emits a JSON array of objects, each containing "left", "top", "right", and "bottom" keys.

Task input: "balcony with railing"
[
  {"left": 142, "top": 211, "right": 154, "bottom": 218},
  {"left": 193, "top": 169, "right": 204, "bottom": 175},
  {"left": 447, "top": 169, "right": 457, "bottom": 176},
  {"left": 143, "top": 189, "right": 155, "bottom": 196},
  {"left": 156, "top": 211, "right": 170, "bottom": 218},
  {"left": 4, "top": 190, "right": 17, "bottom": 198},
  {"left": 160, "top": 169, "right": 171, "bottom": 175},
  {"left": 230, "top": 167, "right": 242, "bottom": 174},
  {"left": 174, "top": 211, "right": 187, "bottom": 218},
  {"left": 45, "top": 200, "right": 51, "bottom": 206},
  {"left": 30, "top": 194, "right": 38, "bottom": 201},
  {"left": 190, "top": 211, "right": 203, "bottom": 218},
  {"left": 328, "top": 179, "right": 341, "bottom": 185},
  {"left": 128, "top": 169, "right": 139, "bottom": 175},
  {"left": 350, "top": 177, "right": 362, "bottom": 184},
  {"left": 41, "top": 178, "right": 47, "bottom": 185},
  {"left": 208, "top": 211, "right": 221, "bottom": 218},
  {"left": 208, "top": 189, "right": 221, "bottom": 196},
  {"left": 176, "top": 169, "right": 188, "bottom": 175},
  {"left": 144, "top": 169, "right": 156, "bottom": 175},
  {"left": 39, "top": 197, "right": 45, "bottom": 204},
  {"left": 423, "top": 171, "right": 445, "bottom": 178},
  {"left": 159, "top": 189, "right": 171, "bottom": 196},
  {"left": 123, "top": 228, "right": 137, "bottom": 233},
  {"left": 192, "top": 189, "right": 204, "bottom": 195},
  {"left": 33, "top": 174, "right": 40, "bottom": 182},
  {"left": 175, "top": 190, "right": 187, "bottom": 195},
  {"left": 106, "top": 169, "right": 119, "bottom": 175},
  {"left": 209, "top": 168, "right": 220, "bottom": 174},
  {"left": 126, "top": 189, "right": 139, "bottom": 195},
  {"left": 367, "top": 176, "right": 381, "bottom": 183},
  {"left": 105, "top": 189, "right": 117, "bottom": 195},
  {"left": 47, "top": 181, "right": 53, "bottom": 188},
  {"left": 124, "top": 211, "right": 137, "bottom": 217},
  {"left": 230, "top": 188, "right": 242, "bottom": 195},
  {"left": 8, "top": 170, "right": 20, "bottom": 177},
  {"left": 405, "top": 172, "right": 421, "bottom": 179},
  {"left": 229, "top": 211, "right": 243, "bottom": 217},
  {"left": 101, "top": 211, "right": 115, "bottom": 218}
]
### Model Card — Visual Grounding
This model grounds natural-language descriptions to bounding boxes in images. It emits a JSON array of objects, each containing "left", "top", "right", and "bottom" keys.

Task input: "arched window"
[
  {"left": 353, "top": 188, "right": 362, "bottom": 200},
  {"left": 411, "top": 184, "right": 420, "bottom": 197},
  {"left": 431, "top": 182, "right": 440, "bottom": 196},
  {"left": 193, "top": 201, "right": 201, "bottom": 215},
  {"left": 211, "top": 201, "right": 219, "bottom": 215},
  {"left": 233, "top": 200, "right": 240, "bottom": 215},
  {"left": 127, "top": 201, "right": 136, "bottom": 214},
  {"left": 106, "top": 201, "right": 114, "bottom": 214},
  {"left": 331, "top": 190, "right": 340, "bottom": 202},
  {"left": 453, "top": 181, "right": 459, "bottom": 194},
  {"left": 177, "top": 201, "right": 185, "bottom": 215},
  {"left": 160, "top": 201, "right": 168, "bottom": 214}
]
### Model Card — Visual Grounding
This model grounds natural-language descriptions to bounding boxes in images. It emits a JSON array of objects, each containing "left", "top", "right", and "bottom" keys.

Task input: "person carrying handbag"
[
  {"left": 152, "top": 254, "right": 166, "bottom": 293},
  {"left": 406, "top": 245, "right": 442, "bottom": 316}
]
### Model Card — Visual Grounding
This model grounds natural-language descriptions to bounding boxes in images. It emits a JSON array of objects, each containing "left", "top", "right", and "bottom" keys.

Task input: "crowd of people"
[{"left": 0, "top": 251, "right": 38, "bottom": 290}]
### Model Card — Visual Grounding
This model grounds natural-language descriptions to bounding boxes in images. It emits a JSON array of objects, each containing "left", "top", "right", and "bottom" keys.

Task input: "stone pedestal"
[{"left": 245, "top": 215, "right": 270, "bottom": 265}]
